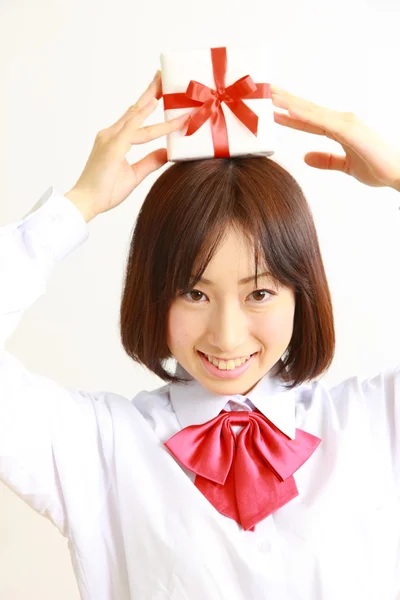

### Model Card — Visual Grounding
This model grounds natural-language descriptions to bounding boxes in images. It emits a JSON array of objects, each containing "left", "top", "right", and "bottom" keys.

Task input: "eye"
[
  {"left": 182, "top": 290, "right": 206, "bottom": 303},
  {"left": 249, "top": 289, "right": 274, "bottom": 303},
  {"left": 180, "top": 289, "right": 275, "bottom": 304}
]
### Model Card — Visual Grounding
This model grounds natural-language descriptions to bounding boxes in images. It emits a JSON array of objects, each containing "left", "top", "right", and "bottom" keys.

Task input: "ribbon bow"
[
  {"left": 165, "top": 408, "right": 321, "bottom": 531},
  {"left": 162, "top": 46, "right": 271, "bottom": 158}
]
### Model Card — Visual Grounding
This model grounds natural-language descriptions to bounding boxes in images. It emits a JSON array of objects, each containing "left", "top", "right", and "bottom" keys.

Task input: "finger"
[
  {"left": 273, "top": 88, "right": 395, "bottom": 174},
  {"left": 272, "top": 86, "right": 349, "bottom": 137},
  {"left": 298, "top": 110, "right": 400, "bottom": 178},
  {"left": 122, "top": 97, "right": 160, "bottom": 131},
  {"left": 110, "top": 71, "right": 162, "bottom": 130},
  {"left": 304, "top": 151, "right": 348, "bottom": 172},
  {"left": 130, "top": 148, "right": 168, "bottom": 186},
  {"left": 128, "top": 113, "right": 191, "bottom": 145},
  {"left": 135, "top": 70, "right": 163, "bottom": 106},
  {"left": 274, "top": 111, "right": 326, "bottom": 136},
  {"left": 271, "top": 87, "right": 318, "bottom": 112},
  {"left": 272, "top": 88, "right": 347, "bottom": 141},
  {"left": 115, "top": 96, "right": 167, "bottom": 140},
  {"left": 286, "top": 104, "right": 351, "bottom": 143}
]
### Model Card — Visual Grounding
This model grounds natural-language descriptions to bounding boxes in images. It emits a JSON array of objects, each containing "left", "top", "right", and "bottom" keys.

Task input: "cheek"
[
  {"left": 257, "top": 299, "right": 295, "bottom": 342},
  {"left": 167, "top": 304, "right": 201, "bottom": 349}
]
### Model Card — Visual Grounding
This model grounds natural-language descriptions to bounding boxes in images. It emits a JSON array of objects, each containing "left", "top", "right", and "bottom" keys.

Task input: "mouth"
[{"left": 197, "top": 350, "right": 258, "bottom": 379}]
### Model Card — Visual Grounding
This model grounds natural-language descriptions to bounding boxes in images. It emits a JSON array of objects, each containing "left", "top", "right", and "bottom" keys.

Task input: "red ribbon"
[
  {"left": 165, "top": 408, "right": 321, "bottom": 531},
  {"left": 162, "top": 47, "right": 271, "bottom": 158}
]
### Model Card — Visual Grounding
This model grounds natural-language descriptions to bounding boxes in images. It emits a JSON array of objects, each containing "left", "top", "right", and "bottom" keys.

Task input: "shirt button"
[{"left": 258, "top": 542, "right": 271, "bottom": 553}]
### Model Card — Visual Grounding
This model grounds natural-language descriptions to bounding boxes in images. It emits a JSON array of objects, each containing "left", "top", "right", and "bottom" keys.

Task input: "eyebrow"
[{"left": 197, "top": 271, "right": 273, "bottom": 286}]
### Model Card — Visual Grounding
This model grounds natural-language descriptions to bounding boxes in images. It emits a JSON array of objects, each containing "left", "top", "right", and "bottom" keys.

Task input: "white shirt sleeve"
[
  {"left": 327, "top": 364, "right": 400, "bottom": 494},
  {"left": 0, "top": 187, "right": 110, "bottom": 537}
]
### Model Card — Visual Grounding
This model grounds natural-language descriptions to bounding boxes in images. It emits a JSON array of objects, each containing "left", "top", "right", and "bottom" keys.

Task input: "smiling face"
[{"left": 167, "top": 226, "right": 296, "bottom": 396}]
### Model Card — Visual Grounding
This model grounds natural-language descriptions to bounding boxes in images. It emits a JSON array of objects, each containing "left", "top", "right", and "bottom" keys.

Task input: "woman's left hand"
[{"left": 271, "top": 85, "right": 400, "bottom": 192}]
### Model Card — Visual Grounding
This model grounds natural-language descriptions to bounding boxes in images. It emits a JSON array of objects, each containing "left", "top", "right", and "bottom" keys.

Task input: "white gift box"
[{"left": 160, "top": 46, "right": 275, "bottom": 162}]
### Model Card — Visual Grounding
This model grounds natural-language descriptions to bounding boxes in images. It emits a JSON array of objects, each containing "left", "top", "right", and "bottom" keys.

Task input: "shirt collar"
[{"left": 169, "top": 361, "right": 296, "bottom": 439}]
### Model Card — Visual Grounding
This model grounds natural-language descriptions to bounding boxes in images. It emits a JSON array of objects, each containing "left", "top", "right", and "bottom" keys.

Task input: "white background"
[{"left": 0, "top": 0, "right": 400, "bottom": 597}]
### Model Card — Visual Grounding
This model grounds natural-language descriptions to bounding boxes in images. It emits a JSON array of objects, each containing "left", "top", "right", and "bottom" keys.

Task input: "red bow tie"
[{"left": 165, "top": 408, "right": 321, "bottom": 531}]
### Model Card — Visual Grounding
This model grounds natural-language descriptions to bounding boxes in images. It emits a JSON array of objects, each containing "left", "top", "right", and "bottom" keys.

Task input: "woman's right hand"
[{"left": 65, "top": 70, "right": 189, "bottom": 222}]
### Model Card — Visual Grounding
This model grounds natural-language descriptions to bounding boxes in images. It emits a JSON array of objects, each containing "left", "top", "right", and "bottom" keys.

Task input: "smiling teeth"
[{"left": 206, "top": 354, "right": 251, "bottom": 370}]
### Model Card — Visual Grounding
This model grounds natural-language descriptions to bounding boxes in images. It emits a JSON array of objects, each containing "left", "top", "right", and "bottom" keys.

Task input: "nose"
[{"left": 207, "top": 300, "right": 247, "bottom": 353}]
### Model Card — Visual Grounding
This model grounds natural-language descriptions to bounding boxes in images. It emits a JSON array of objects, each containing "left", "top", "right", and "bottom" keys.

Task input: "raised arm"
[
  {"left": 0, "top": 71, "right": 189, "bottom": 536},
  {"left": 0, "top": 187, "right": 103, "bottom": 535}
]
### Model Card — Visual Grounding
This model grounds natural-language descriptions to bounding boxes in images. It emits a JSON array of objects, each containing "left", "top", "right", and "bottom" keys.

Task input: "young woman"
[{"left": 1, "top": 70, "right": 400, "bottom": 600}]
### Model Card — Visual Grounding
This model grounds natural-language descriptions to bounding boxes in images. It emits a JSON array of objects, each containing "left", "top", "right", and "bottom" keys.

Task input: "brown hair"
[{"left": 120, "top": 156, "right": 335, "bottom": 390}]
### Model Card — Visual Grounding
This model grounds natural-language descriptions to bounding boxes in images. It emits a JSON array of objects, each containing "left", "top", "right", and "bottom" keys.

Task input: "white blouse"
[{"left": 1, "top": 186, "right": 400, "bottom": 600}]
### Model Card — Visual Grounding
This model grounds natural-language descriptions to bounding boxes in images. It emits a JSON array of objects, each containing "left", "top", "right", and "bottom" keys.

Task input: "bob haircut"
[{"left": 120, "top": 156, "right": 335, "bottom": 390}]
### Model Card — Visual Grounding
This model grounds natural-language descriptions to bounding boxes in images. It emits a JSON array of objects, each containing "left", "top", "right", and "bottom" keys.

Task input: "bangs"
[{"left": 159, "top": 158, "right": 298, "bottom": 301}]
